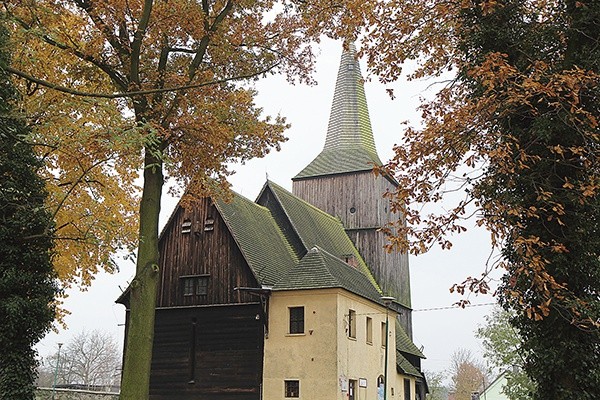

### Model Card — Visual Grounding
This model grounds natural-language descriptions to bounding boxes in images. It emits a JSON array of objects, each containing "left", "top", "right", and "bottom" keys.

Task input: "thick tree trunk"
[{"left": 120, "top": 147, "right": 163, "bottom": 400}]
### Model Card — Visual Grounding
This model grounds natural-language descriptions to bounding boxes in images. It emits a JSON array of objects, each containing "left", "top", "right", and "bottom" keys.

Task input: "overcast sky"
[{"left": 36, "top": 37, "right": 499, "bottom": 378}]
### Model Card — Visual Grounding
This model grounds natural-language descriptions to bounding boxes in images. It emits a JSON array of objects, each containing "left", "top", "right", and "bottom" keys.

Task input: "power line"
[{"left": 413, "top": 302, "right": 496, "bottom": 312}]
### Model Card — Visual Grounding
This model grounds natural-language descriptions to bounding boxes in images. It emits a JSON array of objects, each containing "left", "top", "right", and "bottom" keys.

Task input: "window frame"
[
  {"left": 284, "top": 380, "right": 300, "bottom": 398},
  {"left": 348, "top": 309, "right": 356, "bottom": 339},
  {"left": 288, "top": 306, "right": 305, "bottom": 334},
  {"left": 366, "top": 316, "right": 373, "bottom": 344},
  {"left": 181, "top": 275, "right": 210, "bottom": 298}
]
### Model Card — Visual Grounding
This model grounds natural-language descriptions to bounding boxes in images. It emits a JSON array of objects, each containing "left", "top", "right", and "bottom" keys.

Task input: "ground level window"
[{"left": 285, "top": 380, "right": 299, "bottom": 398}]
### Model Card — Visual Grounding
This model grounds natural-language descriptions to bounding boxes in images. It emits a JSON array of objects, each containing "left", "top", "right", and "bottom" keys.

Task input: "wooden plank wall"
[
  {"left": 157, "top": 198, "right": 259, "bottom": 308},
  {"left": 150, "top": 304, "right": 264, "bottom": 400},
  {"left": 293, "top": 172, "right": 413, "bottom": 334},
  {"left": 292, "top": 171, "right": 395, "bottom": 229}
]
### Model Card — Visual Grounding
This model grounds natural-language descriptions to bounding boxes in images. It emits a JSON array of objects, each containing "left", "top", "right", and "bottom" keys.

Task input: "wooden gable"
[{"left": 156, "top": 197, "right": 260, "bottom": 308}]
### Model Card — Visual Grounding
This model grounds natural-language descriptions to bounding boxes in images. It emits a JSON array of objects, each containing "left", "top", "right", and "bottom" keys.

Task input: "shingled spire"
[
  {"left": 292, "top": 43, "right": 413, "bottom": 331},
  {"left": 294, "top": 43, "right": 382, "bottom": 179}
]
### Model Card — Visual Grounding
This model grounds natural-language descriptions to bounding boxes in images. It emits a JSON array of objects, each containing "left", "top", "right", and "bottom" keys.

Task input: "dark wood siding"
[
  {"left": 346, "top": 229, "right": 411, "bottom": 311},
  {"left": 157, "top": 198, "right": 259, "bottom": 308},
  {"left": 149, "top": 304, "right": 264, "bottom": 400}
]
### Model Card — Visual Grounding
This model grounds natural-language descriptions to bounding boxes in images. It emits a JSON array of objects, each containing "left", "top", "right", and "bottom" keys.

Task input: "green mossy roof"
[
  {"left": 395, "top": 319, "right": 425, "bottom": 359},
  {"left": 273, "top": 246, "right": 383, "bottom": 304},
  {"left": 216, "top": 192, "right": 298, "bottom": 286},
  {"left": 293, "top": 44, "right": 382, "bottom": 180},
  {"left": 294, "top": 148, "right": 382, "bottom": 179},
  {"left": 396, "top": 351, "right": 423, "bottom": 378},
  {"left": 264, "top": 180, "right": 379, "bottom": 289}
]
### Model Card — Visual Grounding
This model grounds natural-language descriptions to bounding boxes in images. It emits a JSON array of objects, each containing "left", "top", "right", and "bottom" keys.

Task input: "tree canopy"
[
  {"left": 2, "top": 1, "right": 362, "bottom": 397},
  {"left": 0, "top": 22, "right": 58, "bottom": 399},
  {"left": 355, "top": 0, "right": 599, "bottom": 398},
  {"left": 41, "top": 330, "right": 121, "bottom": 390},
  {"left": 448, "top": 349, "right": 489, "bottom": 400}
]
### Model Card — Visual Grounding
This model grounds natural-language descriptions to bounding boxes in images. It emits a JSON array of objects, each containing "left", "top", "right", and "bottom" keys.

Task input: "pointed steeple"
[{"left": 293, "top": 44, "right": 382, "bottom": 180}]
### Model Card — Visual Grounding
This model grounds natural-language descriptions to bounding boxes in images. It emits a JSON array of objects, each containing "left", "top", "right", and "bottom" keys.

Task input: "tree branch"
[
  {"left": 8, "top": 8, "right": 128, "bottom": 90},
  {"left": 130, "top": 0, "right": 154, "bottom": 87},
  {"left": 4, "top": 63, "right": 281, "bottom": 99},
  {"left": 72, "top": 0, "right": 131, "bottom": 66}
]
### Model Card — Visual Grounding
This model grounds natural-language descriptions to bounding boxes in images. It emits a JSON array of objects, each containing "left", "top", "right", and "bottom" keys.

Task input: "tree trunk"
[{"left": 120, "top": 146, "right": 163, "bottom": 400}]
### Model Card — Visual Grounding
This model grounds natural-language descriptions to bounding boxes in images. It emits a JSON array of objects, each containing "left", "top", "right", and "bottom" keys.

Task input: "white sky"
[{"left": 36, "top": 37, "right": 499, "bottom": 378}]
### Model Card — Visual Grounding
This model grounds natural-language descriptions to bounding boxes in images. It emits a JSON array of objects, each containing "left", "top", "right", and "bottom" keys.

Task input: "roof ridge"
[
  {"left": 265, "top": 180, "right": 382, "bottom": 293},
  {"left": 274, "top": 245, "right": 384, "bottom": 305},
  {"left": 299, "top": 246, "right": 339, "bottom": 283}
]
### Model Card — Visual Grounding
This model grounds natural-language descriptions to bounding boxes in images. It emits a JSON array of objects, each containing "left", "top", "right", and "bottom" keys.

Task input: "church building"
[{"left": 118, "top": 44, "right": 426, "bottom": 400}]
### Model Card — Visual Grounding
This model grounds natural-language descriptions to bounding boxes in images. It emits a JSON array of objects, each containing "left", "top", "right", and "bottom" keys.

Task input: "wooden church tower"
[
  {"left": 117, "top": 43, "right": 426, "bottom": 400},
  {"left": 292, "top": 44, "right": 414, "bottom": 335}
]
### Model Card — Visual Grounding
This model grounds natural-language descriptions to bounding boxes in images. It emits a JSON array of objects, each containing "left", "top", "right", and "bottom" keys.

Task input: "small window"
[
  {"left": 366, "top": 316, "right": 373, "bottom": 344},
  {"left": 381, "top": 321, "right": 387, "bottom": 348},
  {"left": 348, "top": 309, "right": 356, "bottom": 339},
  {"left": 182, "top": 276, "right": 209, "bottom": 297},
  {"left": 196, "top": 277, "right": 208, "bottom": 295},
  {"left": 183, "top": 278, "right": 195, "bottom": 296},
  {"left": 285, "top": 380, "right": 299, "bottom": 398},
  {"left": 182, "top": 219, "right": 192, "bottom": 234},
  {"left": 289, "top": 307, "right": 304, "bottom": 334},
  {"left": 204, "top": 205, "right": 215, "bottom": 231},
  {"left": 342, "top": 254, "right": 358, "bottom": 268}
]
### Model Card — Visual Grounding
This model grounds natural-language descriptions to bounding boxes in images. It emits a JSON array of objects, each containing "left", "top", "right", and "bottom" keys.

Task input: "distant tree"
[
  {"left": 43, "top": 330, "right": 121, "bottom": 390},
  {"left": 425, "top": 370, "right": 448, "bottom": 400},
  {"left": 0, "top": 23, "right": 58, "bottom": 400},
  {"left": 449, "top": 349, "right": 489, "bottom": 400},
  {"left": 476, "top": 307, "right": 535, "bottom": 399}
]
